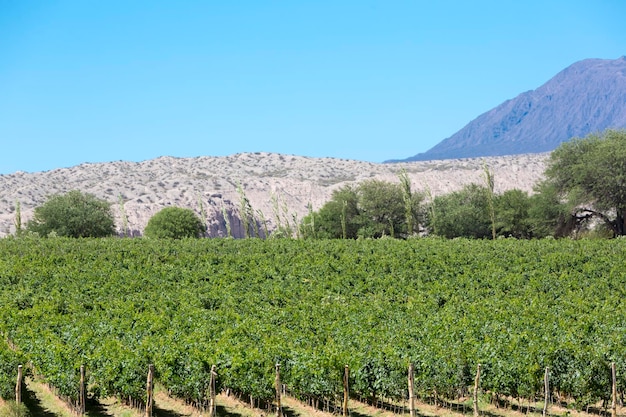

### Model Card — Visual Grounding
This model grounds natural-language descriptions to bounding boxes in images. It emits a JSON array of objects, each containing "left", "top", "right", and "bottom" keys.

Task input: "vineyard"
[{"left": 0, "top": 237, "right": 625, "bottom": 413}]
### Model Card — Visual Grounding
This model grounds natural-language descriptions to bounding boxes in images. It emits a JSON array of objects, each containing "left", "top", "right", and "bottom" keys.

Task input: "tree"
[
  {"left": 428, "top": 184, "right": 491, "bottom": 238},
  {"left": 302, "top": 180, "right": 422, "bottom": 239},
  {"left": 543, "top": 129, "right": 626, "bottom": 236},
  {"left": 482, "top": 162, "right": 496, "bottom": 239},
  {"left": 237, "top": 183, "right": 255, "bottom": 238},
  {"left": 357, "top": 179, "right": 406, "bottom": 238},
  {"left": 27, "top": 190, "right": 115, "bottom": 238},
  {"left": 398, "top": 170, "right": 418, "bottom": 236},
  {"left": 14, "top": 200, "right": 22, "bottom": 236},
  {"left": 494, "top": 189, "right": 532, "bottom": 238},
  {"left": 144, "top": 207, "right": 205, "bottom": 239},
  {"left": 527, "top": 182, "right": 574, "bottom": 238},
  {"left": 304, "top": 185, "right": 360, "bottom": 239}
]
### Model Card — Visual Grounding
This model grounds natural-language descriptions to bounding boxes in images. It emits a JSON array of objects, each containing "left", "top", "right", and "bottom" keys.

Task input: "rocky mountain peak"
[{"left": 395, "top": 57, "right": 626, "bottom": 162}]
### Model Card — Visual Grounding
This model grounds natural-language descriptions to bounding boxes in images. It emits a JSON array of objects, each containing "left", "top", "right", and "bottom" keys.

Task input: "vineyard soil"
[
  {"left": 3, "top": 385, "right": 620, "bottom": 417},
  {"left": 22, "top": 378, "right": 81, "bottom": 417}
]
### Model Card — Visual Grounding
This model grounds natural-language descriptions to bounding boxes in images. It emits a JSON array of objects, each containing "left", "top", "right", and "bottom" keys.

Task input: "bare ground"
[{"left": 4, "top": 374, "right": 613, "bottom": 417}]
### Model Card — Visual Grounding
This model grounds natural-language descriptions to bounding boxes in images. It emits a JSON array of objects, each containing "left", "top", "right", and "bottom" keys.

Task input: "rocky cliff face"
[
  {"left": 0, "top": 152, "right": 547, "bottom": 238},
  {"left": 398, "top": 57, "right": 626, "bottom": 161}
]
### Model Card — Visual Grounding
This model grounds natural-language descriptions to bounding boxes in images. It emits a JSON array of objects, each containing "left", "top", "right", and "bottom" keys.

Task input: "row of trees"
[
  {"left": 301, "top": 174, "right": 422, "bottom": 239},
  {"left": 13, "top": 129, "right": 626, "bottom": 239},
  {"left": 304, "top": 129, "right": 626, "bottom": 239},
  {"left": 19, "top": 191, "right": 204, "bottom": 239},
  {"left": 13, "top": 182, "right": 566, "bottom": 240},
  {"left": 299, "top": 179, "right": 536, "bottom": 239}
]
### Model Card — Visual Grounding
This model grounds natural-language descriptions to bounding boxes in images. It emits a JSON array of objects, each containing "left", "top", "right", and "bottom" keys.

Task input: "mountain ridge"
[{"left": 393, "top": 56, "right": 626, "bottom": 162}]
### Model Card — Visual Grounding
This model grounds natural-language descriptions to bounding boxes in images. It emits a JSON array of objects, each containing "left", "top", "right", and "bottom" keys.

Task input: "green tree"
[
  {"left": 527, "top": 182, "right": 574, "bottom": 238},
  {"left": 429, "top": 184, "right": 491, "bottom": 238},
  {"left": 357, "top": 179, "right": 406, "bottom": 238},
  {"left": 305, "top": 185, "right": 359, "bottom": 239},
  {"left": 118, "top": 194, "right": 130, "bottom": 237},
  {"left": 544, "top": 129, "right": 626, "bottom": 236},
  {"left": 398, "top": 170, "right": 418, "bottom": 236},
  {"left": 13, "top": 200, "right": 22, "bottom": 236},
  {"left": 303, "top": 180, "right": 421, "bottom": 239},
  {"left": 237, "top": 183, "right": 255, "bottom": 238},
  {"left": 26, "top": 190, "right": 115, "bottom": 238},
  {"left": 494, "top": 189, "right": 532, "bottom": 238},
  {"left": 300, "top": 202, "right": 316, "bottom": 239},
  {"left": 482, "top": 162, "right": 496, "bottom": 239},
  {"left": 144, "top": 207, "right": 205, "bottom": 239}
]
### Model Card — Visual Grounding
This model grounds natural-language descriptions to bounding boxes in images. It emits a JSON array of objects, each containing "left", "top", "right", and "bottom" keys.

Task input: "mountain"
[
  {"left": 395, "top": 57, "right": 626, "bottom": 162},
  {"left": 0, "top": 152, "right": 547, "bottom": 238}
]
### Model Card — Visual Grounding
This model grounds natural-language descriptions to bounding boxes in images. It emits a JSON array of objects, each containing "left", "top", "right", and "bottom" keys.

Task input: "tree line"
[
  {"left": 304, "top": 129, "right": 626, "bottom": 239},
  {"left": 12, "top": 129, "right": 626, "bottom": 239}
]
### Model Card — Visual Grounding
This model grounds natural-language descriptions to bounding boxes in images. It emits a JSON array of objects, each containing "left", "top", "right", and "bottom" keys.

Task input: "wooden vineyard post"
[
  {"left": 275, "top": 364, "right": 283, "bottom": 417},
  {"left": 15, "top": 364, "right": 23, "bottom": 404},
  {"left": 612, "top": 362, "right": 617, "bottom": 417},
  {"left": 542, "top": 367, "right": 549, "bottom": 417},
  {"left": 408, "top": 363, "right": 415, "bottom": 417},
  {"left": 80, "top": 365, "right": 86, "bottom": 415},
  {"left": 209, "top": 365, "right": 217, "bottom": 417},
  {"left": 343, "top": 365, "right": 350, "bottom": 417},
  {"left": 146, "top": 364, "right": 154, "bottom": 417},
  {"left": 473, "top": 364, "right": 481, "bottom": 417}
]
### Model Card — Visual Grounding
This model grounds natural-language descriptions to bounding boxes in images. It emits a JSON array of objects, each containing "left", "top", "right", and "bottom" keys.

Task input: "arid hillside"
[{"left": 0, "top": 152, "right": 548, "bottom": 237}]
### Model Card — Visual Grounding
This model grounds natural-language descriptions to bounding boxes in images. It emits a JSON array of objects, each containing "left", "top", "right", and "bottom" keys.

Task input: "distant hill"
[
  {"left": 0, "top": 153, "right": 547, "bottom": 238},
  {"left": 393, "top": 56, "right": 626, "bottom": 162}
]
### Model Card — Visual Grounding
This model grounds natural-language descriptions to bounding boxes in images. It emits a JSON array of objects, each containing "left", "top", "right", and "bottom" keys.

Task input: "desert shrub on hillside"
[
  {"left": 26, "top": 190, "right": 115, "bottom": 238},
  {"left": 144, "top": 207, "right": 205, "bottom": 239}
]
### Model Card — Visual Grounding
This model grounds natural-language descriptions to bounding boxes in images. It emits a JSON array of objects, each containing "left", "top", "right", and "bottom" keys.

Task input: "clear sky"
[{"left": 1, "top": 1, "right": 625, "bottom": 174}]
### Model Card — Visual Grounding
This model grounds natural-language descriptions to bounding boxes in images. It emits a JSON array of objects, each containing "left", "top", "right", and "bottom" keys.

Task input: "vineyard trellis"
[
  {"left": 1, "top": 360, "right": 622, "bottom": 417},
  {"left": 0, "top": 237, "right": 625, "bottom": 415}
]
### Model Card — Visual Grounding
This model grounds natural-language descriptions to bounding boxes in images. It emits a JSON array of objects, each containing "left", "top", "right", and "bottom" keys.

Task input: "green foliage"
[
  {"left": 26, "top": 190, "right": 115, "bottom": 238},
  {"left": 0, "top": 401, "right": 29, "bottom": 417},
  {"left": 197, "top": 194, "right": 208, "bottom": 233},
  {"left": 304, "top": 179, "right": 422, "bottom": 239},
  {"left": 13, "top": 201, "right": 22, "bottom": 237},
  {"left": 118, "top": 194, "right": 130, "bottom": 237},
  {"left": 482, "top": 162, "right": 496, "bottom": 239},
  {"left": 429, "top": 184, "right": 491, "bottom": 238},
  {"left": 300, "top": 203, "right": 316, "bottom": 239},
  {"left": 397, "top": 170, "right": 418, "bottom": 236},
  {"left": 428, "top": 185, "right": 554, "bottom": 239},
  {"left": 0, "top": 342, "right": 27, "bottom": 400},
  {"left": 270, "top": 192, "right": 296, "bottom": 238},
  {"left": 304, "top": 185, "right": 359, "bottom": 239},
  {"left": 527, "top": 181, "right": 573, "bottom": 238},
  {"left": 544, "top": 129, "right": 626, "bottom": 236},
  {"left": 494, "top": 189, "right": 532, "bottom": 238},
  {"left": 144, "top": 207, "right": 205, "bottom": 239},
  {"left": 357, "top": 179, "right": 405, "bottom": 238},
  {"left": 237, "top": 183, "right": 260, "bottom": 238},
  {"left": 221, "top": 203, "right": 232, "bottom": 238},
  {"left": 1, "top": 238, "right": 625, "bottom": 407}
]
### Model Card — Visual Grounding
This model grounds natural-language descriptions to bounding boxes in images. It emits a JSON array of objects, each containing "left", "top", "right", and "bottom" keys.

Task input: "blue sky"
[{"left": 1, "top": 1, "right": 625, "bottom": 174}]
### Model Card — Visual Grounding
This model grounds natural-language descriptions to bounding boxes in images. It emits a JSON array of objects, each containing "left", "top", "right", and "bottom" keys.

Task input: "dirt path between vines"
[{"left": 4, "top": 379, "right": 618, "bottom": 417}]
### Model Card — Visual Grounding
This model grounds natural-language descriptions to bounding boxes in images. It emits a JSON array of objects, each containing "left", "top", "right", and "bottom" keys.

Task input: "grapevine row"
[{"left": 0, "top": 237, "right": 624, "bottom": 411}]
